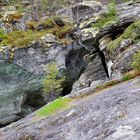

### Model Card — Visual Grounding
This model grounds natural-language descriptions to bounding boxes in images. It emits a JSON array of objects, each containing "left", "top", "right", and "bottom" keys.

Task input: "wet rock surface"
[{"left": 0, "top": 77, "right": 139, "bottom": 140}]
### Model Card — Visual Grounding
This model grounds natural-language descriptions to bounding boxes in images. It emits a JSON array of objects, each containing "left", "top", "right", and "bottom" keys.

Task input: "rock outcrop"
[
  {"left": 0, "top": 33, "right": 88, "bottom": 125},
  {"left": 70, "top": 1, "right": 140, "bottom": 93}
]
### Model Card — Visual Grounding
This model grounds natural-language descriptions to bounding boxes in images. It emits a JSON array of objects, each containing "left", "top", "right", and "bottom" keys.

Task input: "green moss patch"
[
  {"left": 132, "top": 51, "right": 140, "bottom": 72},
  {"left": 37, "top": 16, "right": 73, "bottom": 39},
  {"left": 92, "top": 1, "right": 117, "bottom": 29},
  {"left": 1, "top": 30, "right": 47, "bottom": 48},
  {"left": 108, "top": 19, "right": 140, "bottom": 51},
  {"left": 1, "top": 17, "right": 73, "bottom": 48},
  {"left": 0, "top": 29, "right": 7, "bottom": 41},
  {"left": 92, "top": 15, "right": 117, "bottom": 29},
  {"left": 37, "top": 98, "right": 72, "bottom": 116}
]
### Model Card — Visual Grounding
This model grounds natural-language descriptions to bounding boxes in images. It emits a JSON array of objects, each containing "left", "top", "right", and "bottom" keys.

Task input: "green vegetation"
[
  {"left": 1, "top": 30, "right": 47, "bottom": 48},
  {"left": 107, "top": 0, "right": 117, "bottom": 17},
  {"left": 7, "top": 13, "right": 23, "bottom": 22},
  {"left": 43, "top": 62, "right": 65, "bottom": 96},
  {"left": 122, "top": 0, "right": 131, "bottom": 2},
  {"left": 121, "top": 71, "right": 140, "bottom": 81},
  {"left": 132, "top": 51, "right": 140, "bottom": 71},
  {"left": 96, "top": 71, "right": 140, "bottom": 91},
  {"left": 26, "top": 21, "right": 37, "bottom": 30},
  {"left": 108, "top": 19, "right": 140, "bottom": 51},
  {"left": 96, "top": 80, "right": 120, "bottom": 91},
  {"left": 38, "top": 16, "right": 73, "bottom": 39},
  {"left": 92, "top": 15, "right": 117, "bottom": 29},
  {"left": 0, "top": 16, "right": 73, "bottom": 48},
  {"left": 92, "top": 1, "right": 117, "bottom": 29},
  {"left": 43, "top": 0, "right": 69, "bottom": 9},
  {"left": 19, "top": 133, "right": 33, "bottom": 140},
  {"left": 37, "top": 98, "right": 71, "bottom": 116},
  {"left": 0, "top": 29, "right": 7, "bottom": 41}
]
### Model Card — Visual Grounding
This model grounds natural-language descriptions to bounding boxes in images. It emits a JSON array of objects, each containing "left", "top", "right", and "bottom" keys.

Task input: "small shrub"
[
  {"left": 37, "top": 16, "right": 73, "bottom": 39},
  {"left": 26, "top": 21, "right": 37, "bottom": 30},
  {"left": 92, "top": 1, "right": 117, "bottom": 29},
  {"left": 43, "top": 62, "right": 65, "bottom": 97},
  {"left": 37, "top": 97, "right": 71, "bottom": 116},
  {"left": 106, "top": 0, "right": 117, "bottom": 17},
  {"left": 7, "top": 13, "right": 23, "bottom": 22},
  {"left": 132, "top": 51, "right": 140, "bottom": 71}
]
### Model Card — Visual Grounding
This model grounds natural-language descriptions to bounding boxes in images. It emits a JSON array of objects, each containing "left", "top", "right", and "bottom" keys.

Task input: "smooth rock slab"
[{"left": 0, "top": 77, "right": 139, "bottom": 140}]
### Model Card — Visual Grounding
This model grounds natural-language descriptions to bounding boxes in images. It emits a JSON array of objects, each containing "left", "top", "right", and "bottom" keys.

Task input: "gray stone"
[
  {"left": 0, "top": 35, "right": 88, "bottom": 125},
  {"left": 0, "top": 77, "right": 140, "bottom": 140},
  {"left": 56, "top": 1, "right": 102, "bottom": 23},
  {"left": 111, "top": 42, "right": 140, "bottom": 74},
  {"left": 71, "top": 54, "right": 108, "bottom": 93}
]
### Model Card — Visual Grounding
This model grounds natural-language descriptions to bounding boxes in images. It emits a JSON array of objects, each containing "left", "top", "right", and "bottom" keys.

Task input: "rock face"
[
  {"left": 70, "top": 1, "right": 140, "bottom": 93},
  {"left": 71, "top": 53, "right": 108, "bottom": 93},
  {"left": 0, "top": 34, "right": 88, "bottom": 126},
  {"left": 56, "top": 1, "right": 102, "bottom": 22},
  {"left": 0, "top": 77, "right": 139, "bottom": 140},
  {"left": 0, "top": 0, "right": 140, "bottom": 133}
]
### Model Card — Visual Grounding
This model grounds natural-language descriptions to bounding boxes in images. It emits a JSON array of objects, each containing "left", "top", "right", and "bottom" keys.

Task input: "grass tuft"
[
  {"left": 92, "top": 1, "right": 117, "bottom": 29},
  {"left": 37, "top": 98, "right": 72, "bottom": 116},
  {"left": 132, "top": 51, "right": 140, "bottom": 72},
  {"left": 96, "top": 71, "right": 140, "bottom": 91}
]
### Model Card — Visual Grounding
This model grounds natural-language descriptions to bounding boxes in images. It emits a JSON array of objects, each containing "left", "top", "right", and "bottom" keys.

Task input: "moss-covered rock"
[
  {"left": 107, "top": 19, "right": 140, "bottom": 51},
  {"left": 132, "top": 50, "right": 140, "bottom": 71},
  {"left": 37, "top": 16, "right": 73, "bottom": 39},
  {"left": 1, "top": 30, "right": 47, "bottom": 48},
  {"left": 92, "top": 1, "right": 117, "bottom": 29}
]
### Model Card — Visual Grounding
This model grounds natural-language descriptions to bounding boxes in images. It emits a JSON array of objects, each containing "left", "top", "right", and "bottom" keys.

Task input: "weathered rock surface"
[
  {"left": 71, "top": 53, "right": 108, "bottom": 93},
  {"left": 79, "top": 1, "right": 140, "bottom": 40},
  {"left": 108, "top": 42, "right": 140, "bottom": 77},
  {"left": 56, "top": 1, "right": 102, "bottom": 22},
  {"left": 0, "top": 77, "right": 139, "bottom": 140},
  {"left": 0, "top": 0, "right": 140, "bottom": 129},
  {"left": 71, "top": 1, "right": 140, "bottom": 92},
  {"left": 0, "top": 34, "right": 88, "bottom": 125}
]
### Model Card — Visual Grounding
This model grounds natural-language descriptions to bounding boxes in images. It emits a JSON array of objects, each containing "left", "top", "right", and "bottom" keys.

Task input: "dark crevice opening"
[
  {"left": 95, "top": 44, "right": 109, "bottom": 79},
  {"left": 62, "top": 47, "right": 89, "bottom": 96},
  {"left": 95, "top": 23, "right": 134, "bottom": 79},
  {"left": 62, "top": 66, "right": 86, "bottom": 96},
  {"left": 111, "top": 29, "right": 124, "bottom": 40},
  {"left": 99, "top": 50, "right": 109, "bottom": 78}
]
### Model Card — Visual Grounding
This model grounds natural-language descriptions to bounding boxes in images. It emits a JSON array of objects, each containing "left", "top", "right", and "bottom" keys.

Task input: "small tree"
[{"left": 43, "top": 62, "right": 65, "bottom": 100}]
